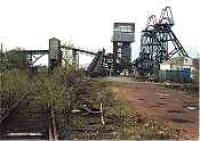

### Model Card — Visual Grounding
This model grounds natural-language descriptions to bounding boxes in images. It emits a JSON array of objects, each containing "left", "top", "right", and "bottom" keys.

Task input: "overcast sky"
[{"left": 0, "top": 0, "right": 199, "bottom": 66}]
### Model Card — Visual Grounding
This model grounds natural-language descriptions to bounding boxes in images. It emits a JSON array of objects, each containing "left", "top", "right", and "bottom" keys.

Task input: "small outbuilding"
[{"left": 159, "top": 57, "right": 199, "bottom": 83}]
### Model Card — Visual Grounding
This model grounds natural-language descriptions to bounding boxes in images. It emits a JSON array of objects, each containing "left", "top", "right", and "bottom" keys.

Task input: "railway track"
[{"left": 0, "top": 97, "right": 57, "bottom": 140}]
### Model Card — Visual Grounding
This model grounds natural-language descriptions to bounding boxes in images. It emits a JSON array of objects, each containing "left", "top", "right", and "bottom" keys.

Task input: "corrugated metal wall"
[{"left": 159, "top": 69, "right": 191, "bottom": 83}]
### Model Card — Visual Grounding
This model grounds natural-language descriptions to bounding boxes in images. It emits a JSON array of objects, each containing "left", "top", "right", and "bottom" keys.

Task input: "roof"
[
  {"left": 161, "top": 57, "right": 199, "bottom": 70},
  {"left": 114, "top": 22, "right": 135, "bottom": 26},
  {"left": 161, "top": 57, "right": 187, "bottom": 65}
]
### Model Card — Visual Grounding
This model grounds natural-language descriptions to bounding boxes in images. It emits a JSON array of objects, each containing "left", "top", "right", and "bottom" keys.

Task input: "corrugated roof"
[
  {"left": 161, "top": 57, "right": 186, "bottom": 65},
  {"left": 161, "top": 57, "right": 199, "bottom": 70}
]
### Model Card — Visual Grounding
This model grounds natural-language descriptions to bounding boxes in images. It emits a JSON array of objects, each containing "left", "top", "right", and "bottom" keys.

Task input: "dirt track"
[{"left": 111, "top": 82, "right": 199, "bottom": 139}]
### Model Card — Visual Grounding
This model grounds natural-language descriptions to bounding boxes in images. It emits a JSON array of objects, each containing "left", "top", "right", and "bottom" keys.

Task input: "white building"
[
  {"left": 160, "top": 57, "right": 199, "bottom": 83},
  {"left": 160, "top": 57, "right": 193, "bottom": 71}
]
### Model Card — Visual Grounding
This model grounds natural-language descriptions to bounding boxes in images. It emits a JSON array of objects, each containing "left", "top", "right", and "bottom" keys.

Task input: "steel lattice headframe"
[{"left": 134, "top": 6, "right": 189, "bottom": 76}]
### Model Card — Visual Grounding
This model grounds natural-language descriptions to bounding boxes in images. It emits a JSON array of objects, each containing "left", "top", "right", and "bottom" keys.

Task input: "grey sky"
[{"left": 0, "top": 0, "right": 199, "bottom": 66}]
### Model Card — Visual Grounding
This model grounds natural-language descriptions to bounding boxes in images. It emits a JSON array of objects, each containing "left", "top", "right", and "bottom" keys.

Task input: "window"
[{"left": 114, "top": 25, "right": 133, "bottom": 33}]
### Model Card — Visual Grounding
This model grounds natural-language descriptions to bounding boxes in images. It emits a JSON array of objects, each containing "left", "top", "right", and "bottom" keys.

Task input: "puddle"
[
  {"left": 170, "top": 114, "right": 193, "bottom": 123},
  {"left": 183, "top": 103, "right": 199, "bottom": 110},
  {"left": 167, "top": 110, "right": 185, "bottom": 113},
  {"left": 186, "top": 106, "right": 198, "bottom": 110},
  {"left": 137, "top": 98, "right": 145, "bottom": 101},
  {"left": 170, "top": 117, "right": 193, "bottom": 123}
]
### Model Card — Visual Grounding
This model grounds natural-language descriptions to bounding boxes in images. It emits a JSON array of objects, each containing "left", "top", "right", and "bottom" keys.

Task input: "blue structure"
[{"left": 183, "top": 68, "right": 191, "bottom": 82}]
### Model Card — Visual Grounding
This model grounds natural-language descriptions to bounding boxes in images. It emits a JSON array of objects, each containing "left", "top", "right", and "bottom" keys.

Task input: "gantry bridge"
[{"left": 20, "top": 38, "right": 97, "bottom": 71}]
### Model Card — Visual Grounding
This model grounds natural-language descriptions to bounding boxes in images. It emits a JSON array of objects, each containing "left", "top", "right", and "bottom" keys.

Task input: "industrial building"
[
  {"left": 112, "top": 23, "right": 135, "bottom": 75},
  {"left": 9, "top": 6, "right": 198, "bottom": 84},
  {"left": 159, "top": 57, "right": 199, "bottom": 83}
]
